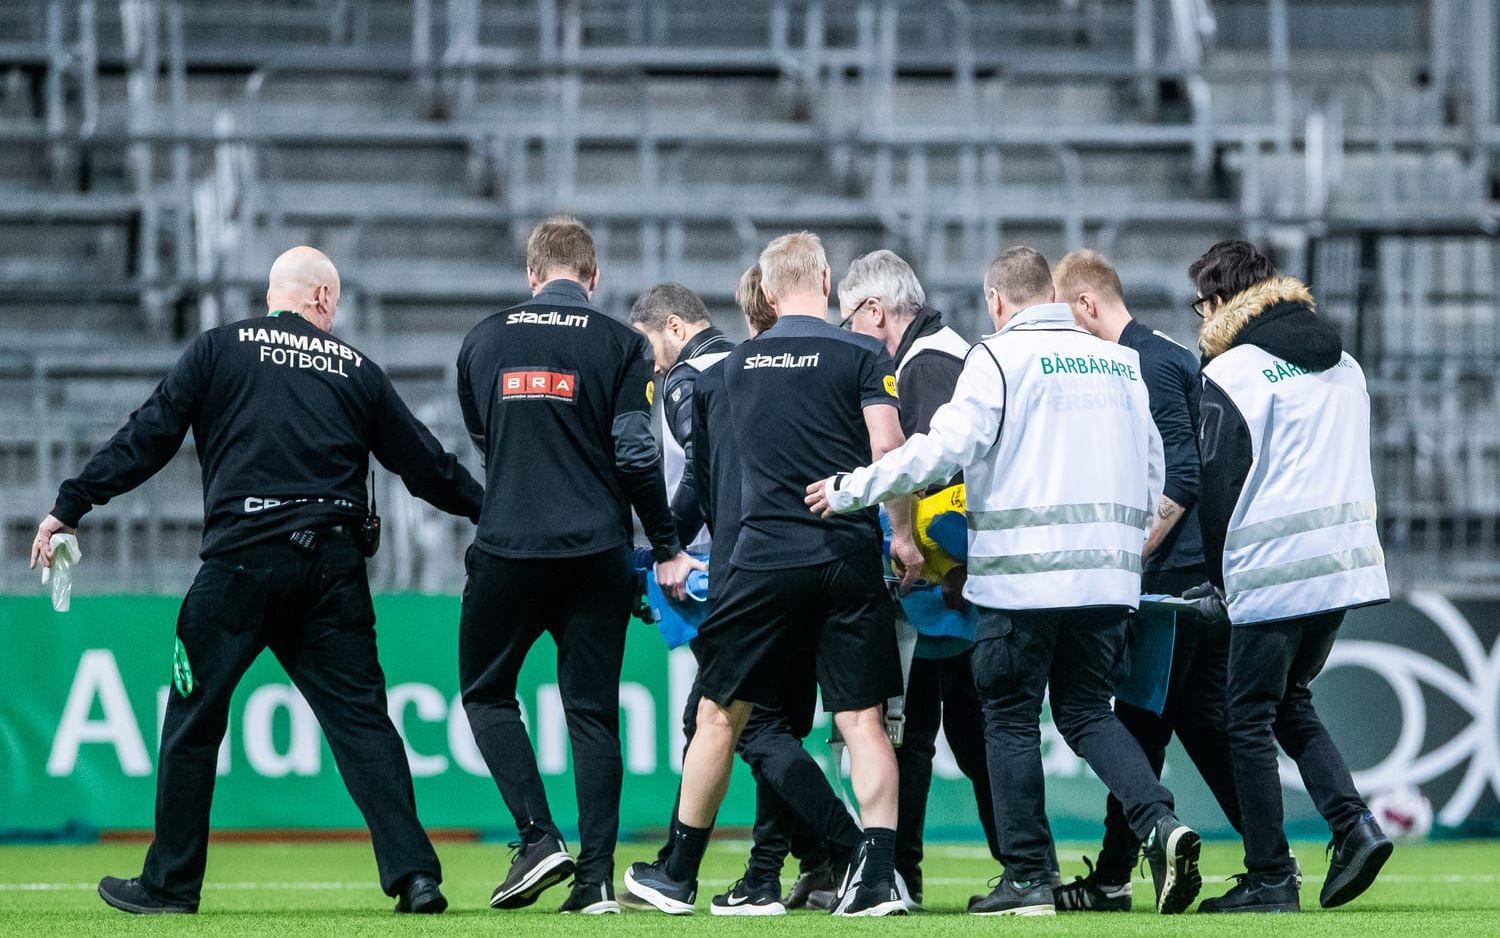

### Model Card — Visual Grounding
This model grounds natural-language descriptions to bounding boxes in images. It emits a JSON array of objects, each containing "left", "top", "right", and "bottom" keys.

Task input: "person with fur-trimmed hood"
[{"left": 1190, "top": 240, "right": 1392, "bottom": 915}]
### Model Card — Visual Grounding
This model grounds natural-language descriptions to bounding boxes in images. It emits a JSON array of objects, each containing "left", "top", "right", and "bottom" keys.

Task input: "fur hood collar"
[
  {"left": 1200, "top": 276, "right": 1314, "bottom": 359},
  {"left": 1199, "top": 275, "right": 1343, "bottom": 371}
]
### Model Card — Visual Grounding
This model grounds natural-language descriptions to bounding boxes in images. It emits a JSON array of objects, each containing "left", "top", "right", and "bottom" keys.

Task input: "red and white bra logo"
[{"left": 501, "top": 369, "right": 577, "bottom": 402}]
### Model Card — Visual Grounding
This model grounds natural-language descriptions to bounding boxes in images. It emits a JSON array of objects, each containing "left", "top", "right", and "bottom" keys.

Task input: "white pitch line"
[
  {"left": 0, "top": 881, "right": 370, "bottom": 892},
  {"left": 4, "top": 873, "right": 1496, "bottom": 893}
]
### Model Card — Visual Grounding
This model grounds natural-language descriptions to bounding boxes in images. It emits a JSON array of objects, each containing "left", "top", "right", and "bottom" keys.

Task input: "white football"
[{"left": 1367, "top": 785, "right": 1434, "bottom": 840}]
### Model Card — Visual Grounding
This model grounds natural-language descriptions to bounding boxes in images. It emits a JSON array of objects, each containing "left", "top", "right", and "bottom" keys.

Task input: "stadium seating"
[{"left": 0, "top": 0, "right": 1495, "bottom": 592}]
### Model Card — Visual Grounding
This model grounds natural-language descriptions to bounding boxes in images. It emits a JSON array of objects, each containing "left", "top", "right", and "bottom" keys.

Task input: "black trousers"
[
  {"left": 1227, "top": 609, "right": 1368, "bottom": 876},
  {"left": 142, "top": 535, "right": 439, "bottom": 905},
  {"left": 1096, "top": 567, "right": 1242, "bottom": 879},
  {"left": 894, "top": 650, "right": 1002, "bottom": 897},
  {"left": 972, "top": 606, "right": 1175, "bottom": 880},
  {"left": 661, "top": 676, "right": 861, "bottom": 884},
  {"left": 459, "top": 545, "right": 634, "bottom": 884}
]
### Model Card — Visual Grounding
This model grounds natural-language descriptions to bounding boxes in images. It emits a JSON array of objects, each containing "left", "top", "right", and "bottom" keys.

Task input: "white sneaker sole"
[
  {"left": 623, "top": 867, "right": 695, "bottom": 915},
  {"left": 834, "top": 899, "right": 908, "bottom": 917},
  {"left": 562, "top": 900, "right": 620, "bottom": 915},
  {"left": 711, "top": 900, "right": 787, "bottom": 916},
  {"left": 490, "top": 851, "right": 574, "bottom": 909},
  {"left": 972, "top": 904, "right": 1057, "bottom": 917},
  {"left": 1156, "top": 825, "right": 1202, "bottom": 915}
]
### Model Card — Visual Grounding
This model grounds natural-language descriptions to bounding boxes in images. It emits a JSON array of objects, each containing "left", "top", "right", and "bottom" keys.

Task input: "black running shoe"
[
  {"left": 784, "top": 862, "right": 838, "bottom": 911},
  {"left": 1200, "top": 873, "right": 1300, "bottom": 913},
  {"left": 490, "top": 833, "right": 575, "bottom": 909},
  {"left": 967, "top": 874, "right": 1056, "bottom": 916},
  {"left": 1141, "top": 815, "right": 1201, "bottom": 914},
  {"left": 834, "top": 878, "right": 907, "bottom": 917},
  {"left": 394, "top": 873, "right": 447, "bottom": 914},
  {"left": 1321, "top": 813, "right": 1393, "bottom": 909},
  {"left": 623, "top": 860, "right": 696, "bottom": 915},
  {"left": 1054, "top": 856, "right": 1132, "bottom": 912},
  {"left": 711, "top": 877, "right": 786, "bottom": 916},
  {"left": 558, "top": 880, "right": 620, "bottom": 915},
  {"left": 97, "top": 876, "right": 196, "bottom": 915}
]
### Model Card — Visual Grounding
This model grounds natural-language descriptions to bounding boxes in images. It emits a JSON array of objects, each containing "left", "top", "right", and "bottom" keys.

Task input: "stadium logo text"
[
  {"left": 743, "top": 352, "right": 820, "bottom": 370},
  {"left": 507, "top": 311, "right": 590, "bottom": 328}
]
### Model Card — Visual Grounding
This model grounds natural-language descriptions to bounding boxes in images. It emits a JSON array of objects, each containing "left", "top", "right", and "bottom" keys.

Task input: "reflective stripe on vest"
[
  {"left": 1224, "top": 499, "right": 1377, "bottom": 552},
  {"left": 969, "top": 502, "right": 1150, "bottom": 531},
  {"left": 1225, "top": 544, "right": 1385, "bottom": 595},
  {"left": 969, "top": 548, "right": 1142, "bottom": 577}
]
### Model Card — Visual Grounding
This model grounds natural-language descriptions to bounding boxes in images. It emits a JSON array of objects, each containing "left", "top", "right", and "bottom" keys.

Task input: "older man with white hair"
[
  {"left": 33, "top": 246, "right": 483, "bottom": 917},
  {"left": 837, "top": 249, "right": 1005, "bottom": 905}
]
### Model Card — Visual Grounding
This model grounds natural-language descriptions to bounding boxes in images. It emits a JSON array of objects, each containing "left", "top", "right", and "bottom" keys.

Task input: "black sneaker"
[
  {"left": 623, "top": 859, "right": 696, "bottom": 915},
  {"left": 831, "top": 841, "right": 865, "bottom": 914},
  {"left": 489, "top": 833, "right": 575, "bottom": 909},
  {"left": 1200, "top": 873, "right": 1300, "bottom": 913},
  {"left": 394, "top": 873, "right": 447, "bottom": 914},
  {"left": 97, "top": 876, "right": 196, "bottom": 915},
  {"left": 559, "top": 880, "right": 620, "bottom": 915},
  {"left": 784, "top": 862, "right": 838, "bottom": 911},
  {"left": 1054, "top": 856, "right": 1131, "bottom": 912},
  {"left": 711, "top": 877, "right": 786, "bottom": 916},
  {"left": 1141, "top": 815, "right": 1201, "bottom": 914},
  {"left": 1322, "top": 813, "right": 1393, "bottom": 908},
  {"left": 967, "top": 874, "right": 1056, "bottom": 916},
  {"left": 833, "top": 878, "right": 907, "bottom": 917}
]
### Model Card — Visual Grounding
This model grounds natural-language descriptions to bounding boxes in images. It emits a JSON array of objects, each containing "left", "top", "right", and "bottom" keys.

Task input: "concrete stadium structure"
[{"left": 0, "top": 0, "right": 1495, "bottom": 592}]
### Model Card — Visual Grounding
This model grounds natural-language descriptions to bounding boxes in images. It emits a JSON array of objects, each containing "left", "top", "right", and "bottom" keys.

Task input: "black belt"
[{"left": 288, "top": 525, "right": 356, "bottom": 552}]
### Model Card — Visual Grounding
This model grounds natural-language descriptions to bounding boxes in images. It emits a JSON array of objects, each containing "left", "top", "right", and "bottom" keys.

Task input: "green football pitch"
[{"left": 2, "top": 839, "right": 1497, "bottom": 936}]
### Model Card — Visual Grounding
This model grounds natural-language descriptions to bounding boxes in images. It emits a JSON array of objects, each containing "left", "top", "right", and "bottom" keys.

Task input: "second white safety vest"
[
  {"left": 1202, "top": 345, "right": 1389, "bottom": 624},
  {"left": 895, "top": 324, "right": 971, "bottom": 379},
  {"left": 829, "top": 303, "right": 1164, "bottom": 611}
]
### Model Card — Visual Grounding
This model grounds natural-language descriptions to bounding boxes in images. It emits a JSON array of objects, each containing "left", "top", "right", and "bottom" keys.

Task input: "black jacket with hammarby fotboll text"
[
  {"left": 457, "top": 278, "right": 681, "bottom": 560},
  {"left": 51, "top": 311, "right": 484, "bottom": 558}
]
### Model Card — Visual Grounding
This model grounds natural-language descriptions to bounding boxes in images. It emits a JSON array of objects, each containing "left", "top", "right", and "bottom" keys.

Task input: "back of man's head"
[
  {"left": 984, "top": 246, "right": 1054, "bottom": 308},
  {"left": 526, "top": 214, "right": 597, "bottom": 283},
  {"left": 759, "top": 231, "right": 828, "bottom": 302},
  {"left": 629, "top": 282, "right": 711, "bottom": 333},
  {"left": 837, "top": 249, "right": 926, "bottom": 319},
  {"left": 1053, "top": 249, "right": 1124, "bottom": 307},
  {"left": 266, "top": 245, "right": 340, "bottom": 324},
  {"left": 737, "top": 264, "right": 778, "bottom": 336},
  {"left": 1188, "top": 239, "right": 1277, "bottom": 303}
]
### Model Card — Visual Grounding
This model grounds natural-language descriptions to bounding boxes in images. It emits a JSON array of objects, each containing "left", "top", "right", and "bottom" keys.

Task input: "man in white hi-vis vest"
[
  {"left": 807, "top": 247, "right": 1204, "bottom": 918},
  {"left": 1190, "top": 241, "right": 1393, "bottom": 915}
]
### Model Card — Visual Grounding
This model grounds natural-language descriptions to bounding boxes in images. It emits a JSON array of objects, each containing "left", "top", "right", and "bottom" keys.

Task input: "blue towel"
[{"left": 633, "top": 549, "right": 710, "bottom": 648}]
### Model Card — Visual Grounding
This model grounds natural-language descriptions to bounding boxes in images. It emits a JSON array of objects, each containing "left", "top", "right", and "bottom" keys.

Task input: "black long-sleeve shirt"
[
  {"left": 689, "top": 358, "right": 741, "bottom": 599},
  {"left": 457, "top": 278, "right": 680, "bottom": 560},
  {"left": 1119, "top": 319, "right": 1205, "bottom": 574},
  {"left": 662, "top": 327, "right": 735, "bottom": 549},
  {"left": 52, "top": 311, "right": 483, "bottom": 558}
]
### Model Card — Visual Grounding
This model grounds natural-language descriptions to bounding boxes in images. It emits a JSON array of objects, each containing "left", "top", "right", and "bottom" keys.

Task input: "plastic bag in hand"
[{"left": 40, "top": 533, "right": 82, "bottom": 612}]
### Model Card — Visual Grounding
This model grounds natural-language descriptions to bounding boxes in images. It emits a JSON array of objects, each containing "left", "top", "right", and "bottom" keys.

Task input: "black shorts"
[{"left": 691, "top": 546, "right": 902, "bottom": 713}]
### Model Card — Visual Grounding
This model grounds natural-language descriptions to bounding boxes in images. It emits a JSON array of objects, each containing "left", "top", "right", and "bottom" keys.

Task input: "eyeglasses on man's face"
[
  {"left": 1191, "top": 295, "right": 1217, "bottom": 319},
  {"left": 839, "top": 297, "right": 875, "bottom": 330}
]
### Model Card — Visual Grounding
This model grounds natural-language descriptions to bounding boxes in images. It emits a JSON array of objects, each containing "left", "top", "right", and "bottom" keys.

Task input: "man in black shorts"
[
  {"left": 629, "top": 268, "right": 863, "bottom": 916},
  {"left": 624, "top": 232, "right": 922, "bottom": 918}
]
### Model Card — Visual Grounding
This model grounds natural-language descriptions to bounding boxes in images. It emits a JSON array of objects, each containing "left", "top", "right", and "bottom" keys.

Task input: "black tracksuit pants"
[
  {"left": 143, "top": 534, "right": 440, "bottom": 905},
  {"left": 1095, "top": 567, "right": 1242, "bottom": 880},
  {"left": 972, "top": 606, "right": 1176, "bottom": 880},
  {"left": 458, "top": 544, "right": 635, "bottom": 885},
  {"left": 1226, "top": 609, "right": 1368, "bottom": 876},
  {"left": 658, "top": 676, "right": 862, "bottom": 884},
  {"left": 894, "top": 650, "right": 1002, "bottom": 897}
]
